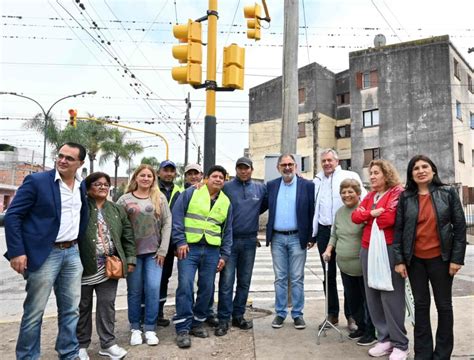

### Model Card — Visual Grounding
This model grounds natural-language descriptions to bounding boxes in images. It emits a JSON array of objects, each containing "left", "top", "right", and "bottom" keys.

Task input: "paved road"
[{"left": 0, "top": 229, "right": 473, "bottom": 322}]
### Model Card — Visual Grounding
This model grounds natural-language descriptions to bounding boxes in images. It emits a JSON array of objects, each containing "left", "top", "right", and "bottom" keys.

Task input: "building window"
[
  {"left": 335, "top": 124, "right": 351, "bottom": 138},
  {"left": 468, "top": 75, "right": 473, "bottom": 93},
  {"left": 456, "top": 101, "right": 462, "bottom": 120},
  {"left": 339, "top": 159, "right": 352, "bottom": 170},
  {"left": 454, "top": 58, "right": 460, "bottom": 79},
  {"left": 363, "top": 109, "right": 380, "bottom": 127},
  {"left": 298, "top": 88, "right": 305, "bottom": 104},
  {"left": 458, "top": 142, "right": 464, "bottom": 163},
  {"left": 471, "top": 112, "right": 474, "bottom": 129},
  {"left": 363, "top": 148, "right": 380, "bottom": 167},
  {"left": 356, "top": 70, "right": 378, "bottom": 89},
  {"left": 337, "top": 92, "right": 350, "bottom": 105},
  {"left": 298, "top": 122, "right": 306, "bottom": 138},
  {"left": 301, "top": 156, "right": 311, "bottom": 172}
]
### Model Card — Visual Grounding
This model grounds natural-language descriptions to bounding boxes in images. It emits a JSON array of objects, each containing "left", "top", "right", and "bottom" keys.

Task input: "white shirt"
[
  {"left": 55, "top": 171, "right": 83, "bottom": 243},
  {"left": 318, "top": 174, "right": 334, "bottom": 226}
]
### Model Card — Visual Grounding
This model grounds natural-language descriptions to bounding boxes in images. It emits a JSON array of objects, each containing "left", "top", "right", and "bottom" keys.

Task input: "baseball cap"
[
  {"left": 236, "top": 157, "right": 253, "bottom": 168},
  {"left": 159, "top": 160, "right": 176, "bottom": 169},
  {"left": 185, "top": 163, "right": 203, "bottom": 174}
]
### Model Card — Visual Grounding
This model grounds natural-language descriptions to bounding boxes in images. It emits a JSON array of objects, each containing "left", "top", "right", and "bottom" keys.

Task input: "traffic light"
[
  {"left": 222, "top": 44, "right": 245, "bottom": 90},
  {"left": 68, "top": 109, "right": 77, "bottom": 128},
  {"left": 171, "top": 19, "right": 202, "bottom": 85},
  {"left": 243, "top": 3, "right": 261, "bottom": 41}
]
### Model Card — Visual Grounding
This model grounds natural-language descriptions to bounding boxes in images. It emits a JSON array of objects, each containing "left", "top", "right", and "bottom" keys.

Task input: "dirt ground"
[{"left": 0, "top": 306, "right": 271, "bottom": 360}]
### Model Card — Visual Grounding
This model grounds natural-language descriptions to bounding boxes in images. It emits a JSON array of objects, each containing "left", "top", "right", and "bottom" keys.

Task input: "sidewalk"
[{"left": 0, "top": 296, "right": 472, "bottom": 359}]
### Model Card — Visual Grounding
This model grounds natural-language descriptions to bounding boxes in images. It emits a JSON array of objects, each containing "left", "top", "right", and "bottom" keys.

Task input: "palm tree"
[
  {"left": 25, "top": 113, "right": 112, "bottom": 173},
  {"left": 100, "top": 129, "right": 143, "bottom": 199}
]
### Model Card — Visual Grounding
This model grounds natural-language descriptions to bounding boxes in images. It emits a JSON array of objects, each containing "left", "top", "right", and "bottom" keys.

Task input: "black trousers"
[
  {"left": 315, "top": 224, "right": 350, "bottom": 318},
  {"left": 158, "top": 243, "right": 176, "bottom": 318},
  {"left": 408, "top": 256, "right": 454, "bottom": 360},
  {"left": 340, "top": 272, "right": 375, "bottom": 336}
]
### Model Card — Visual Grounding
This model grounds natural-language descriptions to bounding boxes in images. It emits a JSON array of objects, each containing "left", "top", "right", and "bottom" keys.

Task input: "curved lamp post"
[{"left": 0, "top": 91, "right": 97, "bottom": 170}]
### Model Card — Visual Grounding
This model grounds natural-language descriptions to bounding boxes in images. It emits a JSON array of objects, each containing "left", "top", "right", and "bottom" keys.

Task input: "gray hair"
[
  {"left": 277, "top": 153, "right": 296, "bottom": 164},
  {"left": 320, "top": 148, "right": 339, "bottom": 160}
]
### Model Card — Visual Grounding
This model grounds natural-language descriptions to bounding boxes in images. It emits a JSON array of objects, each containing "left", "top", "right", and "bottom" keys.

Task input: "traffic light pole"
[
  {"left": 77, "top": 116, "right": 170, "bottom": 160},
  {"left": 203, "top": 0, "right": 218, "bottom": 174}
]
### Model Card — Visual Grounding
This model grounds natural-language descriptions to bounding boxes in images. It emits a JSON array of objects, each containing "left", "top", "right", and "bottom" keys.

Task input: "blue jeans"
[
  {"left": 271, "top": 233, "right": 307, "bottom": 319},
  {"left": 127, "top": 253, "right": 163, "bottom": 331},
  {"left": 217, "top": 237, "right": 257, "bottom": 320},
  {"left": 174, "top": 244, "right": 220, "bottom": 333},
  {"left": 16, "top": 245, "right": 83, "bottom": 360}
]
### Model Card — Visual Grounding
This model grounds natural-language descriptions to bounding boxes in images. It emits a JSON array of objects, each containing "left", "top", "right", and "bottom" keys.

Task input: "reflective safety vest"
[
  {"left": 184, "top": 186, "right": 231, "bottom": 246},
  {"left": 169, "top": 185, "right": 183, "bottom": 206}
]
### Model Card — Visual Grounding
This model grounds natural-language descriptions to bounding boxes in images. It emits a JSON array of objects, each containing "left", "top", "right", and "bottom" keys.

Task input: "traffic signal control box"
[
  {"left": 172, "top": 20, "right": 202, "bottom": 85},
  {"left": 222, "top": 44, "right": 245, "bottom": 90}
]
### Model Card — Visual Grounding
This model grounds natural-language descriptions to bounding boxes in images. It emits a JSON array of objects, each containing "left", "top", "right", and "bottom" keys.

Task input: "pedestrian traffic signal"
[
  {"left": 244, "top": 3, "right": 261, "bottom": 41},
  {"left": 171, "top": 20, "right": 202, "bottom": 85},
  {"left": 68, "top": 109, "right": 77, "bottom": 128},
  {"left": 222, "top": 44, "right": 245, "bottom": 90}
]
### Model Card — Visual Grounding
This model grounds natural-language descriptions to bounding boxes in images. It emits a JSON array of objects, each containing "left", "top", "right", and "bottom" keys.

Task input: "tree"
[
  {"left": 140, "top": 156, "right": 161, "bottom": 169},
  {"left": 24, "top": 113, "right": 112, "bottom": 173},
  {"left": 100, "top": 129, "right": 143, "bottom": 199}
]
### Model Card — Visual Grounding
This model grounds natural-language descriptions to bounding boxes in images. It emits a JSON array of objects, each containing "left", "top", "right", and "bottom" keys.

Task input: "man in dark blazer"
[
  {"left": 266, "top": 154, "right": 315, "bottom": 330},
  {"left": 5, "top": 142, "right": 88, "bottom": 360}
]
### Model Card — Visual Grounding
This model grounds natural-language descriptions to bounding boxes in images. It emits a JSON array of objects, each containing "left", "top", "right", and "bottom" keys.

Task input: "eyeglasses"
[
  {"left": 57, "top": 153, "right": 78, "bottom": 162},
  {"left": 279, "top": 163, "right": 295, "bottom": 168},
  {"left": 92, "top": 182, "right": 110, "bottom": 188}
]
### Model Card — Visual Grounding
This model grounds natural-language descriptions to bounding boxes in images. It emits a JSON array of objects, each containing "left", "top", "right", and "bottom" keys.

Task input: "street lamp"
[{"left": 0, "top": 90, "right": 97, "bottom": 170}]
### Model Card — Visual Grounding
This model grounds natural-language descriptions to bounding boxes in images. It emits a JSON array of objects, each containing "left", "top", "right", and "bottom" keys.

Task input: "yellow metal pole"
[
  {"left": 206, "top": 0, "right": 217, "bottom": 116},
  {"left": 77, "top": 117, "right": 170, "bottom": 160},
  {"left": 203, "top": 0, "right": 218, "bottom": 172}
]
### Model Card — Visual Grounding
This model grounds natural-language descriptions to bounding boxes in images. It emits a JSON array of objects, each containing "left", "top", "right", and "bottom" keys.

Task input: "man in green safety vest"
[
  {"left": 157, "top": 160, "right": 183, "bottom": 326},
  {"left": 171, "top": 165, "right": 233, "bottom": 349}
]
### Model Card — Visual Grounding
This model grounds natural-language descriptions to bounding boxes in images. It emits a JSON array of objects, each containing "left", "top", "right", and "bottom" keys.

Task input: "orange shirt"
[{"left": 414, "top": 194, "right": 441, "bottom": 259}]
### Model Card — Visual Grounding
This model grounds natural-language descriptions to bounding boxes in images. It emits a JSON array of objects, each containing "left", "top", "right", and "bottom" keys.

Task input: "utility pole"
[
  {"left": 184, "top": 92, "right": 191, "bottom": 166},
  {"left": 280, "top": 0, "right": 299, "bottom": 154},
  {"left": 311, "top": 110, "right": 320, "bottom": 177},
  {"left": 203, "top": 0, "right": 218, "bottom": 174},
  {"left": 197, "top": 146, "right": 202, "bottom": 164}
]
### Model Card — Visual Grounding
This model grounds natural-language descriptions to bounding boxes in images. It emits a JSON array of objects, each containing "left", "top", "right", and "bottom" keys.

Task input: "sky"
[{"left": 0, "top": 0, "right": 473, "bottom": 176}]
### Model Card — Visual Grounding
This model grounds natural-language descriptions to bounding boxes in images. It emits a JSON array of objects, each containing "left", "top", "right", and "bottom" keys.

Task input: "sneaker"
[
  {"left": 357, "top": 334, "right": 377, "bottom": 346},
  {"left": 347, "top": 316, "right": 358, "bottom": 332},
  {"left": 368, "top": 341, "right": 394, "bottom": 357},
  {"left": 157, "top": 317, "right": 170, "bottom": 327},
  {"left": 78, "top": 348, "right": 90, "bottom": 360},
  {"left": 205, "top": 315, "right": 219, "bottom": 328},
  {"left": 232, "top": 316, "right": 253, "bottom": 330},
  {"left": 294, "top": 317, "right": 306, "bottom": 329},
  {"left": 130, "top": 329, "right": 143, "bottom": 346},
  {"left": 271, "top": 315, "right": 285, "bottom": 328},
  {"left": 348, "top": 329, "right": 364, "bottom": 340},
  {"left": 190, "top": 325, "right": 209, "bottom": 338},
  {"left": 389, "top": 348, "right": 409, "bottom": 360},
  {"left": 318, "top": 315, "right": 339, "bottom": 330},
  {"left": 144, "top": 331, "right": 159, "bottom": 346},
  {"left": 214, "top": 321, "right": 229, "bottom": 336},
  {"left": 98, "top": 344, "right": 127, "bottom": 359},
  {"left": 176, "top": 331, "right": 191, "bottom": 349}
]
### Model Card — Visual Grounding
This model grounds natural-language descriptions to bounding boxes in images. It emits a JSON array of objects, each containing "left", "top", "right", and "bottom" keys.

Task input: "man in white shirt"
[
  {"left": 313, "top": 149, "right": 366, "bottom": 330},
  {"left": 5, "top": 142, "right": 88, "bottom": 359}
]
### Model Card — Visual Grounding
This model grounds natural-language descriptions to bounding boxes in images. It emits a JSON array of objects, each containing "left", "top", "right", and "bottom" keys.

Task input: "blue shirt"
[
  {"left": 274, "top": 177, "right": 298, "bottom": 231},
  {"left": 223, "top": 178, "right": 267, "bottom": 238}
]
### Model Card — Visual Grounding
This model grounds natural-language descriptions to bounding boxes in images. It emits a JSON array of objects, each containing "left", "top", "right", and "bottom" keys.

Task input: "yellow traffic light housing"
[
  {"left": 171, "top": 20, "right": 203, "bottom": 85},
  {"left": 222, "top": 44, "right": 245, "bottom": 90},
  {"left": 68, "top": 109, "right": 77, "bottom": 128},
  {"left": 243, "top": 3, "right": 261, "bottom": 41}
]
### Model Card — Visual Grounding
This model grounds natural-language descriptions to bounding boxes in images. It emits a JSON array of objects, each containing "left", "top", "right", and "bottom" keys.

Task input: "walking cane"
[{"left": 316, "top": 255, "right": 343, "bottom": 345}]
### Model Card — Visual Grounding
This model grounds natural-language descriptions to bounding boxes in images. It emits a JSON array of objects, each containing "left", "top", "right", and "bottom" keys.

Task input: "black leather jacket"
[{"left": 393, "top": 184, "right": 466, "bottom": 266}]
